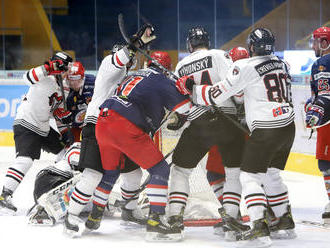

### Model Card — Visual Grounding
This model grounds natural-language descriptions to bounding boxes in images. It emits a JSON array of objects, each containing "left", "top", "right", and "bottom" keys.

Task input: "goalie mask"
[
  {"left": 67, "top": 62, "right": 85, "bottom": 91},
  {"left": 247, "top": 28, "right": 275, "bottom": 56},
  {"left": 229, "top": 47, "right": 249, "bottom": 62},
  {"left": 147, "top": 51, "right": 172, "bottom": 70},
  {"left": 186, "top": 26, "right": 210, "bottom": 53},
  {"left": 310, "top": 26, "right": 330, "bottom": 57}
]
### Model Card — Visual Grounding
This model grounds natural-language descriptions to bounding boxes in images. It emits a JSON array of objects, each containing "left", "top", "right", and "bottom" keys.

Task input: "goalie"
[{"left": 28, "top": 142, "right": 147, "bottom": 226}]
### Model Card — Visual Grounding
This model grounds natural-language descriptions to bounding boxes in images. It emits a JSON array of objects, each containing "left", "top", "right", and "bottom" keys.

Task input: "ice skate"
[
  {"left": 322, "top": 202, "right": 330, "bottom": 224},
  {"left": 145, "top": 211, "right": 183, "bottom": 242},
  {"left": 0, "top": 188, "right": 17, "bottom": 215},
  {"left": 85, "top": 204, "right": 105, "bottom": 231},
  {"left": 28, "top": 205, "right": 55, "bottom": 226},
  {"left": 218, "top": 207, "right": 250, "bottom": 241},
  {"left": 121, "top": 207, "right": 147, "bottom": 228},
  {"left": 269, "top": 205, "right": 297, "bottom": 239},
  {"left": 213, "top": 221, "right": 225, "bottom": 237},
  {"left": 168, "top": 214, "right": 184, "bottom": 231},
  {"left": 236, "top": 217, "right": 272, "bottom": 248},
  {"left": 63, "top": 213, "right": 85, "bottom": 237}
]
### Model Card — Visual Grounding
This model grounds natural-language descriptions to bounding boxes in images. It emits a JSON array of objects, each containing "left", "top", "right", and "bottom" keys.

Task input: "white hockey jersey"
[
  {"left": 193, "top": 55, "right": 295, "bottom": 132},
  {"left": 84, "top": 46, "right": 131, "bottom": 124},
  {"left": 175, "top": 48, "right": 236, "bottom": 120},
  {"left": 14, "top": 66, "right": 68, "bottom": 137}
]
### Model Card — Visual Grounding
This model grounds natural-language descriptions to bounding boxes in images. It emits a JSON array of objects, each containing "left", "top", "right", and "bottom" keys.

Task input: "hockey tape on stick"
[{"left": 118, "top": 13, "right": 178, "bottom": 81}]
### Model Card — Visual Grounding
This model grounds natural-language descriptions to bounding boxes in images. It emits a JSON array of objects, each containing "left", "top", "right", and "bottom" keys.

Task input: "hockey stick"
[
  {"left": 118, "top": 14, "right": 249, "bottom": 136},
  {"left": 118, "top": 13, "right": 178, "bottom": 81}
]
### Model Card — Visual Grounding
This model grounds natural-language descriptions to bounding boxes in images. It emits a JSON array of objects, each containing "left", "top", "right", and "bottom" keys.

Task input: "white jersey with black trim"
[
  {"left": 193, "top": 54, "right": 295, "bottom": 132},
  {"left": 14, "top": 68, "right": 68, "bottom": 137},
  {"left": 175, "top": 48, "right": 237, "bottom": 120},
  {"left": 84, "top": 47, "right": 131, "bottom": 124}
]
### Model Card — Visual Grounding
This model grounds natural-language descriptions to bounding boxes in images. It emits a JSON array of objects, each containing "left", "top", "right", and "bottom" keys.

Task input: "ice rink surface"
[{"left": 0, "top": 146, "right": 329, "bottom": 248}]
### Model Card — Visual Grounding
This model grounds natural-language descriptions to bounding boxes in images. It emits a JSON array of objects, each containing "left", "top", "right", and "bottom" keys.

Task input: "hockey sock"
[
  {"left": 168, "top": 165, "right": 193, "bottom": 216},
  {"left": 223, "top": 167, "right": 242, "bottom": 218},
  {"left": 146, "top": 160, "right": 170, "bottom": 215},
  {"left": 318, "top": 160, "right": 330, "bottom": 201},
  {"left": 3, "top": 156, "right": 33, "bottom": 194},
  {"left": 93, "top": 169, "right": 120, "bottom": 207},
  {"left": 262, "top": 167, "right": 289, "bottom": 217},
  {"left": 121, "top": 168, "right": 143, "bottom": 210},
  {"left": 240, "top": 171, "right": 267, "bottom": 222},
  {"left": 68, "top": 168, "right": 102, "bottom": 216},
  {"left": 206, "top": 170, "right": 225, "bottom": 204}
]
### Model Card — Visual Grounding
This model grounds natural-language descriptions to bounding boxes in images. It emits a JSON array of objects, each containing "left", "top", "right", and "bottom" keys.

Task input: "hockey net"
[{"left": 157, "top": 125, "right": 222, "bottom": 226}]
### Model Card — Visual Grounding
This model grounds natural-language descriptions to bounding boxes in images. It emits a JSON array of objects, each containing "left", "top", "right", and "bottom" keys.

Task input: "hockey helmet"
[
  {"left": 186, "top": 26, "right": 210, "bottom": 53},
  {"left": 50, "top": 51, "right": 73, "bottom": 66},
  {"left": 247, "top": 28, "right": 275, "bottom": 56},
  {"left": 312, "top": 26, "right": 330, "bottom": 42},
  {"left": 229, "top": 47, "right": 249, "bottom": 62},
  {"left": 67, "top": 62, "right": 85, "bottom": 91},
  {"left": 311, "top": 26, "right": 330, "bottom": 57},
  {"left": 147, "top": 51, "right": 172, "bottom": 70}
]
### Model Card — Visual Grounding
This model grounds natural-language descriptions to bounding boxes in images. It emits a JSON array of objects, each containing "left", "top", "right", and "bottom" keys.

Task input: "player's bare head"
[
  {"left": 148, "top": 51, "right": 172, "bottom": 70},
  {"left": 311, "top": 26, "right": 330, "bottom": 57},
  {"left": 247, "top": 28, "right": 275, "bottom": 57},
  {"left": 229, "top": 47, "right": 249, "bottom": 62},
  {"left": 186, "top": 26, "right": 210, "bottom": 53},
  {"left": 67, "top": 61, "right": 85, "bottom": 91}
]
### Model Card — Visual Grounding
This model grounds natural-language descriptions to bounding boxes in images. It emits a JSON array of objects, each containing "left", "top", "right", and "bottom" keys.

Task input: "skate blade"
[
  {"left": 28, "top": 219, "right": 55, "bottom": 226},
  {"left": 63, "top": 223, "right": 85, "bottom": 238},
  {"left": 145, "top": 232, "right": 183, "bottom": 242},
  {"left": 0, "top": 207, "right": 16, "bottom": 216},
  {"left": 270, "top": 229, "right": 297, "bottom": 240},
  {"left": 120, "top": 220, "right": 145, "bottom": 229},
  {"left": 236, "top": 236, "right": 272, "bottom": 248},
  {"left": 213, "top": 228, "right": 225, "bottom": 238},
  {"left": 224, "top": 231, "right": 237, "bottom": 241}
]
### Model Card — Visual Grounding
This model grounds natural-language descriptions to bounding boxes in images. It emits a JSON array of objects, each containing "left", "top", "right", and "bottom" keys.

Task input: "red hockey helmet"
[
  {"left": 229, "top": 47, "right": 249, "bottom": 62},
  {"left": 148, "top": 51, "right": 172, "bottom": 70},
  {"left": 313, "top": 26, "right": 330, "bottom": 42},
  {"left": 67, "top": 61, "right": 85, "bottom": 91}
]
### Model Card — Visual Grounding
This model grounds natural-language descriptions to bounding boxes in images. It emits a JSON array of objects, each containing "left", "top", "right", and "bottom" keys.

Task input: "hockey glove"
[
  {"left": 175, "top": 76, "right": 195, "bottom": 95},
  {"left": 304, "top": 97, "right": 314, "bottom": 113},
  {"left": 44, "top": 60, "right": 67, "bottom": 75},
  {"left": 53, "top": 107, "right": 73, "bottom": 124},
  {"left": 130, "top": 23, "right": 156, "bottom": 50},
  {"left": 167, "top": 112, "right": 187, "bottom": 131},
  {"left": 60, "top": 128, "right": 75, "bottom": 147},
  {"left": 306, "top": 104, "right": 324, "bottom": 128}
]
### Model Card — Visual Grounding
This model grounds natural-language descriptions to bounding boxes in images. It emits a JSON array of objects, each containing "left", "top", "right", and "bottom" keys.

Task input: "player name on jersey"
[
  {"left": 178, "top": 56, "right": 212, "bottom": 77},
  {"left": 255, "top": 59, "right": 284, "bottom": 76}
]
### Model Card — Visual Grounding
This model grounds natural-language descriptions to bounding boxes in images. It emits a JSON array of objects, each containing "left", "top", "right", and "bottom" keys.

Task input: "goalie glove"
[
  {"left": 130, "top": 23, "right": 156, "bottom": 50},
  {"left": 44, "top": 60, "right": 67, "bottom": 75},
  {"left": 53, "top": 107, "right": 73, "bottom": 124},
  {"left": 175, "top": 76, "right": 195, "bottom": 95}
]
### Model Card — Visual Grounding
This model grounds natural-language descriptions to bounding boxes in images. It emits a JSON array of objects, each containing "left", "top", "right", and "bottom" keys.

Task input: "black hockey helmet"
[
  {"left": 186, "top": 26, "right": 210, "bottom": 53},
  {"left": 247, "top": 28, "right": 275, "bottom": 56},
  {"left": 50, "top": 51, "right": 73, "bottom": 66}
]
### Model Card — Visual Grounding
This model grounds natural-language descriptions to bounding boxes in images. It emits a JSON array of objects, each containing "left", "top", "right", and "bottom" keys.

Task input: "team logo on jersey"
[
  {"left": 318, "top": 65, "right": 326, "bottom": 72},
  {"left": 232, "top": 67, "right": 240, "bottom": 75},
  {"left": 75, "top": 110, "right": 86, "bottom": 124}
]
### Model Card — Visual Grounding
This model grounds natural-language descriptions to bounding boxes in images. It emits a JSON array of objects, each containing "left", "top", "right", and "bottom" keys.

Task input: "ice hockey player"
[
  {"left": 63, "top": 23, "right": 157, "bottom": 237},
  {"left": 167, "top": 26, "right": 247, "bottom": 240},
  {"left": 62, "top": 61, "right": 95, "bottom": 142},
  {"left": 28, "top": 142, "right": 145, "bottom": 226},
  {"left": 305, "top": 26, "right": 330, "bottom": 224},
  {"left": 88, "top": 50, "right": 191, "bottom": 241},
  {"left": 0, "top": 51, "right": 74, "bottom": 214},
  {"left": 176, "top": 27, "right": 296, "bottom": 247}
]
